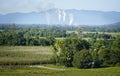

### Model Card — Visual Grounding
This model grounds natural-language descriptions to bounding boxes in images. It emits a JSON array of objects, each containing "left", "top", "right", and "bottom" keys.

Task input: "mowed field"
[
  {"left": 0, "top": 46, "right": 53, "bottom": 65},
  {"left": 0, "top": 65, "right": 120, "bottom": 76},
  {"left": 0, "top": 46, "right": 120, "bottom": 76}
]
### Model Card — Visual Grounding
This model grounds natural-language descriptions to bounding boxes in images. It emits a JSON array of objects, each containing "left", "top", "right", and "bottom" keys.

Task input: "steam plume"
[
  {"left": 45, "top": 12, "right": 51, "bottom": 25},
  {"left": 63, "top": 10, "right": 66, "bottom": 22},
  {"left": 69, "top": 13, "right": 74, "bottom": 25}
]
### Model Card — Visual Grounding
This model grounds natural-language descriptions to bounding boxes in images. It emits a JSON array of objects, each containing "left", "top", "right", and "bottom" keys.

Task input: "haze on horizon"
[{"left": 0, "top": 0, "right": 120, "bottom": 14}]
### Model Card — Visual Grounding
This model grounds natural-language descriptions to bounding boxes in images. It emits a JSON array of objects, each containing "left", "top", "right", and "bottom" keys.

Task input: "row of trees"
[
  {"left": 1, "top": 23, "right": 120, "bottom": 32},
  {"left": 0, "top": 29, "right": 114, "bottom": 46},
  {"left": 83, "top": 32, "right": 113, "bottom": 40},
  {"left": 0, "top": 31, "right": 55, "bottom": 46},
  {"left": 51, "top": 37, "right": 120, "bottom": 68},
  {"left": 0, "top": 24, "right": 119, "bottom": 39},
  {"left": 0, "top": 24, "right": 73, "bottom": 38}
]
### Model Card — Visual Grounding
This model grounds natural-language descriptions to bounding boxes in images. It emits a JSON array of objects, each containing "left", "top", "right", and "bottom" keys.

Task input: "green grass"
[
  {"left": 62, "top": 67, "right": 120, "bottom": 76},
  {"left": 0, "top": 65, "right": 120, "bottom": 76},
  {"left": 0, "top": 46, "right": 53, "bottom": 65},
  {"left": 0, "top": 66, "right": 60, "bottom": 76}
]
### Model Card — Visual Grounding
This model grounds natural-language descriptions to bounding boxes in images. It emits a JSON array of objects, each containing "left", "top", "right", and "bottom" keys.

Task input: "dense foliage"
[
  {"left": 52, "top": 38, "right": 90, "bottom": 67},
  {"left": 0, "top": 30, "right": 55, "bottom": 46},
  {"left": 73, "top": 49, "right": 92, "bottom": 68},
  {"left": 0, "top": 24, "right": 120, "bottom": 68},
  {"left": 52, "top": 37, "right": 120, "bottom": 68}
]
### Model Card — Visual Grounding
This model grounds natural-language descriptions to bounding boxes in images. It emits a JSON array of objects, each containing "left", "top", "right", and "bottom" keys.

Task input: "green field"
[
  {"left": 67, "top": 31, "right": 120, "bottom": 36},
  {"left": 0, "top": 46, "right": 120, "bottom": 76},
  {"left": 0, "top": 65, "right": 120, "bottom": 76},
  {"left": 0, "top": 46, "right": 53, "bottom": 65}
]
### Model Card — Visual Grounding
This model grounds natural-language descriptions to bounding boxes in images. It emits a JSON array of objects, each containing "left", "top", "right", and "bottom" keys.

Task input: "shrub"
[
  {"left": 73, "top": 49, "right": 92, "bottom": 69},
  {"left": 98, "top": 48, "right": 120, "bottom": 66},
  {"left": 53, "top": 38, "right": 90, "bottom": 67},
  {"left": 91, "top": 50, "right": 101, "bottom": 68}
]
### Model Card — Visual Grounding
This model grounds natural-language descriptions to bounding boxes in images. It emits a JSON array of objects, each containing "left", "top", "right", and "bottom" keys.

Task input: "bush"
[
  {"left": 53, "top": 38, "right": 90, "bottom": 67},
  {"left": 98, "top": 48, "right": 120, "bottom": 66},
  {"left": 91, "top": 50, "right": 101, "bottom": 68},
  {"left": 73, "top": 49, "right": 92, "bottom": 69}
]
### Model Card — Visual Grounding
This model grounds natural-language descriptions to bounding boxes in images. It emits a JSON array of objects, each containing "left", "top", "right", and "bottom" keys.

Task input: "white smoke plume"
[
  {"left": 55, "top": 8, "right": 62, "bottom": 23},
  {"left": 69, "top": 13, "right": 74, "bottom": 25},
  {"left": 37, "top": 1, "right": 54, "bottom": 25},
  {"left": 56, "top": 9, "right": 67, "bottom": 24},
  {"left": 45, "top": 12, "right": 51, "bottom": 25},
  {"left": 37, "top": 1, "right": 55, "bottom": 12},
  {"left": 63, "top": 10, "right": 66, "bottom": 22}
]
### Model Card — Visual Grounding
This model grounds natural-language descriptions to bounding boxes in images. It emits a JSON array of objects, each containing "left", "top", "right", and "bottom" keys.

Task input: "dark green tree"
[
  {"left": 73, "top": 49, "right": 92, "bottom": 69},
  {"left": 53, "top": 38, "right": 90, "bottom": 67}
]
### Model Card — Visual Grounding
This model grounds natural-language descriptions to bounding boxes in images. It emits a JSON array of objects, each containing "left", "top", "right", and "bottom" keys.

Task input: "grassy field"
[
  {"left": 83, "top": 32, "right": 120, "bottom": 37},
  {"left": 0, "top": 46, "right": 53, "bottom": 65},
  {"left": 0, "top": 65, "right": 120, "bottom": 76},
  {"left": 0, "top": 46, "right": 120, "bottom": 76},
  {"left": 67, "top": 31, "right": 120, "bottom": 36}
]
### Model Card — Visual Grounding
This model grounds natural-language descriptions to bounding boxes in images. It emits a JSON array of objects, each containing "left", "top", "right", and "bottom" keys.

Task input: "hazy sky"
[{"left": 0, "top": 0, "right": 120, "bottom": 14}]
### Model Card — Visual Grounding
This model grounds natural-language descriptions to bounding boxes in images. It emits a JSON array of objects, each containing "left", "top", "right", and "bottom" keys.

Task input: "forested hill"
[
  {"left": 0, "top": 9, "right": 120, "bottom": 25},
  {"left": 79, "top": 22, "right": 120, "bottom": 32}
]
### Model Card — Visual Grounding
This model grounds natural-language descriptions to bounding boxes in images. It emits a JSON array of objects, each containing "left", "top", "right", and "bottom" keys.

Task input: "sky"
[{"left": 0, "top": 0, "right": 120, "bottom": 14}]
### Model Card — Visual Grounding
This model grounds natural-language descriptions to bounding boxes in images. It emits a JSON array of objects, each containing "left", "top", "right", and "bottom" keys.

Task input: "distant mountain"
[
  {"left": 105, "top": 22, "right": 120, "bottom": 29},
  {"left": 0, "top": 8, "right": 120, "bottom": 25}
]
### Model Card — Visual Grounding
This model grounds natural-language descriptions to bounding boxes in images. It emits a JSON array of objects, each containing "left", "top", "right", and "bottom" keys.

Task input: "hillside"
[{"left": 0, "top": 9, "right": 120, "bottom": 25}]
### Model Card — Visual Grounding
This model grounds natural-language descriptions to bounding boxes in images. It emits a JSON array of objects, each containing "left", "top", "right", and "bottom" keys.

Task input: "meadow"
[
  {"left": 0, "top": 46, "right": 53, "bottom": 65},
  {"left": 0, "top": 65, "right": 120, "bottom": 76},
  {"left": 0, "top": 46, "right": 120, "bottom": 76}
]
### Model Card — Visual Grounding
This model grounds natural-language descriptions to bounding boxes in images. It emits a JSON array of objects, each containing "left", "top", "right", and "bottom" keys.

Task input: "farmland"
[
  {"left": 0, "top": 46, "right": 120, "bottom": 76},
  {"left": 0, "top": 25, "right": 120, "bottom": 76},
  {"left": 0, "top": 0, "right": 120, "bottom": 75},
  {"left": 0, "top": 46, "right": 53, "bottom": 65}
]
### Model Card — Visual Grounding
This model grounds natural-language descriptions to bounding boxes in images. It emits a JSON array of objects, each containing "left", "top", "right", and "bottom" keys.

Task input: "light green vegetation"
[
  {"left": 83, "top": 32, "right": 120, "bottom": 36},
  {"left": 0, "top": 46, "right": 53, "bottom": 65},
  {"left": 66, "top": 31, "right": 78, "bottom": 34},
  {"left": 55, "top": 38, "right": 66, "bottom": 40},
  {"left": 0, "top": 65, "right": 120, "bottom": 76},
  {"left": 67, "top": 31, "right": 120, "bottom": 36}
]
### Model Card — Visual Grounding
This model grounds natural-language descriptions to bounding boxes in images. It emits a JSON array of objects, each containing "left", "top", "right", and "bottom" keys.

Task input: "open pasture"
[{"left": 0, "top": 46, "right": 53, "bottom": 65}]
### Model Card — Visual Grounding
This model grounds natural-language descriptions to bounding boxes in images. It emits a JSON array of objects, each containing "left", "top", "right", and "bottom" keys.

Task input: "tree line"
[
  {"left": 51, "top": 37, "right": 120, "bottom": 68},
  {"left": 0, "top": 31, "right": 55, "bottom": 46},
  {"left": 0, "top": 24, "right": 120, "bottom": 68}
]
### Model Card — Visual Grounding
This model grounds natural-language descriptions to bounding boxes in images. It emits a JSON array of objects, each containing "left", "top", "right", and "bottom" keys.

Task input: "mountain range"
[{"left": 0, "top": 8, "right": 120, "bottom": 25}]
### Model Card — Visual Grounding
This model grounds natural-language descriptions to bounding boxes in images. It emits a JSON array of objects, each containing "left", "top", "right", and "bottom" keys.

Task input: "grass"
[
  {"left": 0, "top": 66, "right": 60, "bottom": 76},
  {"left": 0, "top": 46, "right": 53, "bottom": 65},
  {"left": 0, "top": 46, "right": 120, "bottom": 76},
  {"left": 0, "top": 65, "right": 120, "bottom": 76},
  {"left": 62, "top": 67, "right": 120, "bottom": 76}
]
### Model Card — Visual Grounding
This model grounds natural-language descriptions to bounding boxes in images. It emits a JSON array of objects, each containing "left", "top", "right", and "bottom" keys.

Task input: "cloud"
[{"left": 0, "top": 0, "right": 55, "bottom": 14}]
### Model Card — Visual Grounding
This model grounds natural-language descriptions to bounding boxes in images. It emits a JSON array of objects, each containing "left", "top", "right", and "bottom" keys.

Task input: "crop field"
[{"left": 0, "top": 46, "right": 53, "bottom": 65}]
